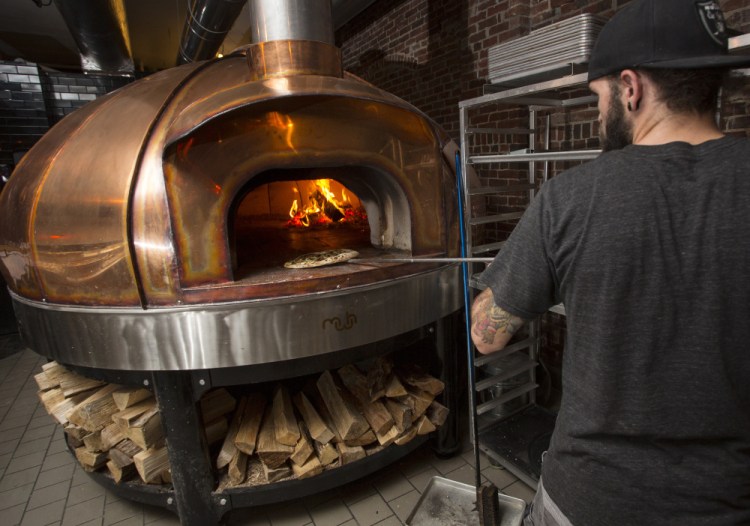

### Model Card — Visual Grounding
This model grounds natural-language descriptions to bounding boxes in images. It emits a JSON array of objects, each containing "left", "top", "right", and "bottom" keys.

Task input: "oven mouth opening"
[{"left": 227, "top": 166, "right": 420, "bottom": 286}]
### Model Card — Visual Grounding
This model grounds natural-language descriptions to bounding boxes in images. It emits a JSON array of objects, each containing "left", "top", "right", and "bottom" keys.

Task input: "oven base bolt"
[
  {"left": 167, "top": 497, "right": 173, "bottom": 505},
  {"left": 199, "top": 379, "right": 206, "bottom": 386},
  {"left": 220, "top": 498, "right": 227, "bottom": 506},
  {"left": 143, "top": 379, "right": 150, "bottom": 386}
]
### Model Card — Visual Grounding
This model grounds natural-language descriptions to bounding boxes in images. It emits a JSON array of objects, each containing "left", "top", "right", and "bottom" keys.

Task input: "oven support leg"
[
  {"left": 433, "top": 311, "right": 464, "bottom": 457},
  {"left": 151, "top": 371, "right": 226, "bottom": 526}
]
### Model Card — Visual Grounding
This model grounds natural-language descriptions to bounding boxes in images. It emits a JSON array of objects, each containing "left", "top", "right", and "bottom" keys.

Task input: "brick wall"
[
  {"left": 0, "top": 60, "right": 131, "bottom": 170},
  {"left": 339, "top": 0, "right": 750, "bottom": 138},
  {"left": 337, "top": 0, "right": 750, "bottom": 398}
]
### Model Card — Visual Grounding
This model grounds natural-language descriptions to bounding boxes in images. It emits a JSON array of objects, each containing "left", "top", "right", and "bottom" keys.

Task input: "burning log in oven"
[
  {"left": 285, "top": 178, "right": 367, "bottom": 228},
  {"left": 34, "top": 355, "right": 448, "bottom": 488}
]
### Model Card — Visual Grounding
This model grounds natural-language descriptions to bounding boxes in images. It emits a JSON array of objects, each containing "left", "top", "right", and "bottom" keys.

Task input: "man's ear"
[{"left": 620, "top": 69, "right": 643, "bottom": 111}]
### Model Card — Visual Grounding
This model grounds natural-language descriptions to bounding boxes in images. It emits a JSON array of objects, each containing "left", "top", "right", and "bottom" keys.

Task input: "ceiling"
[{"left": 0, "top": 0, "right": 376, "bottom": 74}]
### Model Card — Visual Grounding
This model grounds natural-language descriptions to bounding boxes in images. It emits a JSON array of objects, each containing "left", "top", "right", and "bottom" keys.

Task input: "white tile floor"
[{"left": 0, "top": 346, "right": 535, "bottom": 526}]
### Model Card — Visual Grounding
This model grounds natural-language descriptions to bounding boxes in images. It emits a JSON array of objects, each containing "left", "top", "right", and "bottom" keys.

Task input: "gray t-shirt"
[{"left": 479, "top": 136, "right": 750, "bottom": 525}]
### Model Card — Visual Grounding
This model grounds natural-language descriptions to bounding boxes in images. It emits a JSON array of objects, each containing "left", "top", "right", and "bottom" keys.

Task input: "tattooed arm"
[{"left": 470, "top": 288, "right": 526, "bottom": 354}]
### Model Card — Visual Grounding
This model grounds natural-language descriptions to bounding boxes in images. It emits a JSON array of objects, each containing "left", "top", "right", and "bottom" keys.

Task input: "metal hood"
[{"left": 52, "top": 0, "right": 134, "bottom": 75}]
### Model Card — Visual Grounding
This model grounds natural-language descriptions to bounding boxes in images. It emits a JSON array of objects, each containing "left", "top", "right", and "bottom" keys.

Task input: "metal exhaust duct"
[
  {"left": 177, "top": 0, "right": 247, "bottom": 65},
  {"left": 52, "top": 0, "right": 134, "bottom": 75},
  {"left": 248, "top": 0, "right": 334, "bottom": 44}
]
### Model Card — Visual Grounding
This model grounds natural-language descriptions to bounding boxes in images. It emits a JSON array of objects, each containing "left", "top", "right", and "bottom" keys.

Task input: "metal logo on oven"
[{"left": 322, "top": 311, "right": 357, "bottom": 331}]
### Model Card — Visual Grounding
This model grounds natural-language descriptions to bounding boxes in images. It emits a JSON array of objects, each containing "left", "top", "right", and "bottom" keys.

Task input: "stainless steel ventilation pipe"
[
  {"left": 247, "top": 0, "right": 334, "bottom": 44},
  {"left": 177, "top": 0, "right": 247, "bottom": 64}
]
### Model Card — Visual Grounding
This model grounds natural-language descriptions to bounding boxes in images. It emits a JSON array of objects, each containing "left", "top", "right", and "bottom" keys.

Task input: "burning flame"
[
  {"left": 287, "top": 179, "right": 367, "bottom": 228},
  {"left": 267, "top": 111, "right": 296, "bottom": 152}
]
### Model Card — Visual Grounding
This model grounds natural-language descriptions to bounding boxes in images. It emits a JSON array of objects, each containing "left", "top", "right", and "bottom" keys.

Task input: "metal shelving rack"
[{"left": 458, "top": 71, "right": 598, "bottom": 488}]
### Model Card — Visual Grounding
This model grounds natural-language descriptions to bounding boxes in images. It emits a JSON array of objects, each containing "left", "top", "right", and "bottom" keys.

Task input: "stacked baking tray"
[{"left": 488, "top": 13, "right": 606, "bottom": 86}]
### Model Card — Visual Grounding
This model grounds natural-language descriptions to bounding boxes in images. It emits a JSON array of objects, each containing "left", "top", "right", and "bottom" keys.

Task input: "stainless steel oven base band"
[{"left": 10, "top": 266, "right": 462, "bottom": 371}]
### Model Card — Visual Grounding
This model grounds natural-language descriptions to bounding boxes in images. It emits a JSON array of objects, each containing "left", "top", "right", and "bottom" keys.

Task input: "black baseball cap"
[{"left": 588, "top": 0, "right": 750, "bottom": 81}]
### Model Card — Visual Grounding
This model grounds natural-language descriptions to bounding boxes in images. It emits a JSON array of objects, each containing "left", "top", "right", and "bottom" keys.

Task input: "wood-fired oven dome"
[{"left": 0, "top": 48, "right": 462, "bottom": 309}]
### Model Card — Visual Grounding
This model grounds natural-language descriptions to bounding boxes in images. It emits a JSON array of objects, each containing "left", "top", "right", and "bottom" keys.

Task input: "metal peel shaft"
[{"left": 348, "top": 257, "right": 494, "bottom": 264}]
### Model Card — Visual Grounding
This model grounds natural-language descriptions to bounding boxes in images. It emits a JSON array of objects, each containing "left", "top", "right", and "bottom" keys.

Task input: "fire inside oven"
[{"left": 230, "top": 176, "right": 370, "bottom": 274}]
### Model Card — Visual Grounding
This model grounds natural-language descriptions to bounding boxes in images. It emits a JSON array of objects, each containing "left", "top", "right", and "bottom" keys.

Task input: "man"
[{"left": 471, "top": 0, "right": 750, "bottom": 524}]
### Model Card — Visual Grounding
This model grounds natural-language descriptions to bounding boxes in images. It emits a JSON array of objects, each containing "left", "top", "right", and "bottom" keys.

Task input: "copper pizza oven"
[
  {"left": 0, "top": 44, "right": 464, "bottom": 372},
  {"left": 0, "top": 1, "right": 464, "bottom": 523}
]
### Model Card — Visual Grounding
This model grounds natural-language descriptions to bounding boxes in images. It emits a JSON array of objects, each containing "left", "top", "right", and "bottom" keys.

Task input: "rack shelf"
[{"left": 458, "top": 69, "right": 596, "bottom": 487}]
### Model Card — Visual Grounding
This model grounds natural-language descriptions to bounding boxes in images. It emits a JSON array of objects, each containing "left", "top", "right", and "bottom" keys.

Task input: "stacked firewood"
[{"left": 34, "top": 356, "right": 448, "bottom": 487}]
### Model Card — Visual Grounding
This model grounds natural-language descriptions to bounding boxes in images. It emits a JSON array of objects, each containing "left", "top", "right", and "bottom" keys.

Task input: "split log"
[
  {"left": 112, "top": 387, "right": 152, "bottom": 410},
  {"left": 374, "top": 425, "right": 400, "bottom": 447},
  {"left": 235, "top": 393, "right": 267, "bottom": 455},
  {"left": 52, "top": 390, "right": 99, "bottom": 426},
  {"left": 384, "top": 375, "right": 408, "bottom": 398},
  {"left": 60, "top": 373, "right": 107, "bottom": 399},
  {"left": 112, "top": 399, "right": 156, "bottom": 428},
  {"left": 290, "top": 420, "right": 313, "bottom": 467},
  {"left": 384, "top": 399, "right": 412, "bottom": 433},
  {"left": 65, "top": 424, "right": 87, "bottom": 447},
  {"left": 316, "top": 370, "right": 369, "bottom": 441},
  {"left": 39, "top": 387, "right": 98, "bottom": 427},
  {"left": 396, "top": 365, "right": 445, "bottom": 396},
  {"left": 306, "top": 383, "right": 376, "bottom": 447},
  {"left": 133, "top": 446, "right": 170, "bottom": 484},
  {"left": 68, "top": 384, "right": 121, "bottom": 432},
  {"left": 337, "top": 364, "right": 394, "bottom": 435},
  {"left": 126, "top": 406, "right": 164, "bottom": 450},
  {"left": 75, "top": 446, "right": 108, "bottom": 472},
  {"left": 36, "top": 362, "right": 67, "bottom": 389},
  {"left": 336, "top": 443, "right": 366, "bottom": 465},
  {"left": 291, "top": 454, "right": 323, "bottom": 480},
  {"left": 394, "top": 425, "right": 418, "bottom": 446},
  {"left": 217, "top": 396, "right": 247, "bottom": 469},
  {"left": 228, "top": 450, "right": 247, "bottom": 485},
  {"left": 398, "top": 389, "right": 434, "bottom": 420},
  {"left": 256, "top": 407, "right": 293, "bottom": 469},
  {"left": 262, "top": 462, "right": 292, "bottom": 483},
  {"left": 38, "top": 388, "right": 65, "bottom": 417},
  {"left": 293, "top": 391, "right": 334, "bottom": 445},
  {"left": 114, "top": 438, "right": 142, "bottom": 458},
  {"left": 83, "top": 422, "right": 124, "bottom": 452},
  {"left": 36, "top": 362, "right": 105, "bottom": 398},
  {"left": 366, "top": 356, "right": 393, "bottom": 401},
  {"left": 427, "top": 400, "right": 449, "bottom": 427},
  {"left": 200, "top": 388, "right": 236, "bottom": 424},
  {"left": 272, "top": 384, "right": 299, "bottom": 447},
  {"left": 307, "top": 387, "right": 343, "bottom": 443},
  {"left": 107, "top": 447, "right": 136, "bottom": 483},
  {"left": 415, "top": 415, "right": 437, "bottom": 435},
  {"left": 314, "top": 440, "right": 339, "bottom": 467},
  {"left": 345, "top": 428, "right": 378, "bottom": 447},
  {"left": 34, "top": 371, "right": 59, "bottom": 392}
]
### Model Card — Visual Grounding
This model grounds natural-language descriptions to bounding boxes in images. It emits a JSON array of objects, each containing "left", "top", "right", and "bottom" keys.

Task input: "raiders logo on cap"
[{"left": 697, "top": 0, "right": 727, "bottom": 46}]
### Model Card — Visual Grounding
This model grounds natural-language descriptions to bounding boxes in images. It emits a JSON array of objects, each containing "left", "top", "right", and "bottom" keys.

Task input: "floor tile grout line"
[{"left": 4, "top": 351, "right": 75, "bottom": 526}]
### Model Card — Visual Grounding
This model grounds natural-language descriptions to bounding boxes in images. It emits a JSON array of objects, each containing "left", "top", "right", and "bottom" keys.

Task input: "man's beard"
[{"left": 600, "top": 86, "right": 633, "bottom": 152}]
